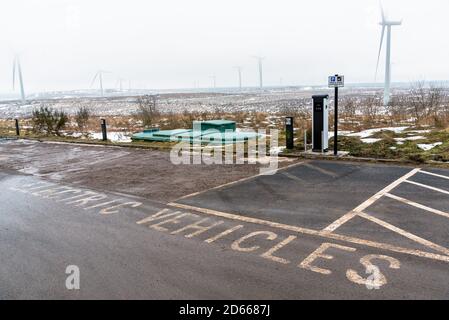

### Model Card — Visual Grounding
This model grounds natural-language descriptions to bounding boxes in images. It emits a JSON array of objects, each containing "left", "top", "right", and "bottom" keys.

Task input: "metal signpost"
[{"left": 328, "top": 74, "right": 344, "bottom": 156}]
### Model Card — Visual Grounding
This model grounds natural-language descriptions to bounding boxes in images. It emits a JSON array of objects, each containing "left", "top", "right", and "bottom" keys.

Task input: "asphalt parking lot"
[
  {"left": 173, "top": 161, "right": 449, "bottom": 256},
  {"left": 0, "top": 139, "right": 448, "bottom": 299}
]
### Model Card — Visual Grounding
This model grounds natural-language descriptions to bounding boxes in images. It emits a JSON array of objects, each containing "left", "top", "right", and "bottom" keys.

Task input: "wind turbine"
[
  {"left": 234, "top": 66, "right": 242, "bottom": 90},
  {"left": 193, "top": 80, "right": 200, "bottom": 89},
  {"left": 375, "top": 4, "right": 402, "bottom": 106},
  {"left": 116, "top": 77, "right": 125, "bottom": 91},
  {"left": 210, "top": 74, "right": 216, "bottom": 89},
  {"left": 90, "top": 70, "right": 110, "bottom": 97},
  {"left": 12, "top": 55, "right": 26, "bottom": 104},
  {"left": 252, "top": 56, "right": 265, "bottom": 89}
]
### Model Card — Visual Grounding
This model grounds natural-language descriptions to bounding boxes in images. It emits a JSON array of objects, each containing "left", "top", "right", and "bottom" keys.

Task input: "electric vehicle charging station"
[
  {"left": 285, "top": 117, "right": 294, "bottom": 149},
  {"left": 312, "top": 95, "right": 329, "bottom": 152}
]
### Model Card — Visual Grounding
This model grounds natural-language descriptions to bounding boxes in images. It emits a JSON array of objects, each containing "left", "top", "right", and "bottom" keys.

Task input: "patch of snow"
[
  {"left": 361, "top": 138, "right": 382, "bottom": 144},
  {"left": 417, "top": 142, "right": 443, "bottom": 151},
  {"left": 89, "top": 131, "right": 132, "bottom": 143},
  {"left": 64, "top": 132, "right": 83, "bottom": 138},
  {"left": 406, "top": 129, "right": 431, "bottom": 134},
  {"left": 394, "top": 136, "right": 425, "bottom": 142},
  {"left": 328, "top": 131, "right": 353, "bottom": 139},
  {"left": 270, "top": 146, "right": 286, "bottom": 154},
  {"left": 348, "top": 126, "right": 409, "bottom": 139}
]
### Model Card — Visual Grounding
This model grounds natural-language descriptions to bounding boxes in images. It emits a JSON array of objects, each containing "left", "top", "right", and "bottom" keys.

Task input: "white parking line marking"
[
  {"left": 357, "top": 211, "right": 449, "bottom": 256},
  {"left": 303, "top": 162, "right": 338, "bottom": 178},
  {"left": 385, "top": 193, "right": 449, "bottom": 219},
  {"left": 168, "top": 202, "right": 449, "bottom": 262},
  {"left": 173, "top": 161, "right": 306, "bottom": 202},
  {"left": 282, "top": 172, "right": 306, "bottom": 183},
  {"left": 321, "top": 211, "right": 359, "bottom": 234},
  {"left": 405, "top": 180, "right": 449, "bottom": 195},
  {"left": 420, "top": 170, "right": 449, "bottom": 180},
  {"left": 322, "top": 168, "right": 421, "bottom": 233}
]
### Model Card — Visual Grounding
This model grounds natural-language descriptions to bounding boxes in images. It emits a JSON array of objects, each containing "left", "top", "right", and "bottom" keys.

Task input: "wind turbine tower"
[
  {"left": 252, "top": 56, "right": 265, "bottom": 89},
  {"left": 117, "top": 78, "right": 125, "bottom": 91},
  {"left": 91, "top": 70, "right": 110, "bottom": 97},
  {"left": 210, "top": 74, "right": 216, "bottom": 89},
  {"left": 234, "top": 66, "right": 242, "bottom": 90},
  {"left": 376, "top": 5, "right": 402, "bottom": 106},
  {"left": 12, "top": 55, "right": 26, "bottom": 104}
]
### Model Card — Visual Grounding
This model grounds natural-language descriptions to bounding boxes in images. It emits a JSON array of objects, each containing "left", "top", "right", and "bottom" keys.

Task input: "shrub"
[
  {"left": 407, "top": 153, "right": 429, "bottom": 163},
  {"left": 75, "top": 106, "right": 90, "bottom": 132},
  {"left": 135, "top": 95, "right": 160, "bottom": 127},
  {"left": 32, "top": 106, "right": 68, "bottom": 136}
]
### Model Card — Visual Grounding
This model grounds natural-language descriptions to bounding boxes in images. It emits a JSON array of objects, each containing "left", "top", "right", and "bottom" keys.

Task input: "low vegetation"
[
  {"left": 284, "top": 126, "right": 449, "bottom": 163},
  {"left": 31, "top": 106, "right": 68, "bottom": 136},
  {"left": 1, "top": 83, "right": 449, "bottom": 165},
  {"left": 135, "top": 95, "right": 160, "bottom": 127},
  {"left": 75, "top": 106, "right": 91, "bottom": 134}
]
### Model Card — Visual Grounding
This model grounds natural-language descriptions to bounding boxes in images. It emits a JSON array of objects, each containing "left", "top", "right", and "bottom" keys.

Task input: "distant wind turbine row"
[
  {"left": 11, "top": 4, "right": 402, "bottom": 106},
  {"left": 90, "top": 70, "right": 111, "bottom": 97},
  {"left": 234, "top": 66, "right": 242, "bottom": 90},
  {"left": 252, "top": 56, "right": 265, "bottom": 89},
  {"left": 210, "top": 57, "right": 263, "bottom": 91}
]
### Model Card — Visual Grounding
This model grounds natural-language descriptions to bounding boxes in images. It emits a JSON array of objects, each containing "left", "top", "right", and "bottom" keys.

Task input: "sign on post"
[
  {"left": 328, "top": 75, "right": 344, "bottom": 88},
  {"left": 328, "top": 74, "right": 344, "bottom": 156}
]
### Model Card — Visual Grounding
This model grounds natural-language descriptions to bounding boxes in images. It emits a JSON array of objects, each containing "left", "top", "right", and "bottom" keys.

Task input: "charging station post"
[
  {"left": 285, "top": 117, "right": 294, "bottom": 150},
  {"left": 312, "top": 95, "right": 329, "bottom": 153}
]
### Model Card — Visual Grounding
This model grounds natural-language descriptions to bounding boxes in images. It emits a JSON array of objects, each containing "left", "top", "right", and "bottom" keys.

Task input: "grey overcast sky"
[{"left": 0, "top": 0, "right": 448, "bottom": 93}]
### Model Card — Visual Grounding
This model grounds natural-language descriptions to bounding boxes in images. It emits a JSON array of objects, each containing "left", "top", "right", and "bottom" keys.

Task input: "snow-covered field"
[{"left": 0, "top": 89, "right": 318, "bottom": 119}]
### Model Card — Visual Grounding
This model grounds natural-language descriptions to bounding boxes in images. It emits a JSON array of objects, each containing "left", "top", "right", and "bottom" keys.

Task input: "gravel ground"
[{"left": 0, "top": 139, "right": 296, "bottom": 202}]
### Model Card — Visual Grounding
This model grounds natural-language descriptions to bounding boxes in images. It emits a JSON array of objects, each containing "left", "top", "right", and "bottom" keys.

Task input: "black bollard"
[
  {"left": 15, "top": 119, "right": 20, "bottom": 136},
  {"left": 101, "top": 119, "right": 107, "bottom": 141}
]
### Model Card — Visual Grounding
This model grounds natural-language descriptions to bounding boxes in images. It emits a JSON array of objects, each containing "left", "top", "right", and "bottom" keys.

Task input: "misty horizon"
[{"left": 1, "top": 0, "right": 449, "bottom": 95}]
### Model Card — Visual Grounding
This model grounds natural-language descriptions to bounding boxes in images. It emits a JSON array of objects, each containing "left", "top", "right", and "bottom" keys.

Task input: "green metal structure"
[{"left": 132, "top": 120, "right": 259, "bottom": 144}]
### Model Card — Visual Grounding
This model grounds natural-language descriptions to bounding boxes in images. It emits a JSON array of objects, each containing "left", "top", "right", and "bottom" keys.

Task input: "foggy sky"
[{"left": 1, "top": 0, "right": 448, "bottom": 94}]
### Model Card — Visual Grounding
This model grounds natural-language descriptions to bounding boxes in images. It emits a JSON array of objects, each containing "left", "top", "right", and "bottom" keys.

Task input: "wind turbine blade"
[
  {"left": 380, "top": 2, "right": 386, "bottom": 23},
  {"left": 375, "top": 25, "right": 385, "bottom": 81},
  {"left": 90, "top": 72, "right": 99, "bottom": 88},
  {"left": 12, "top": 58, "right": 16, "bottom": 90}
]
